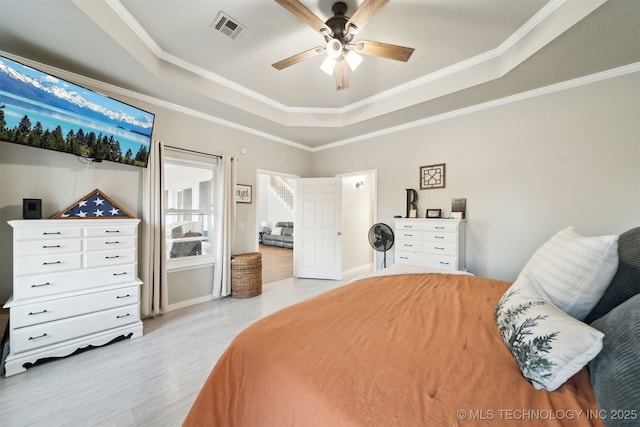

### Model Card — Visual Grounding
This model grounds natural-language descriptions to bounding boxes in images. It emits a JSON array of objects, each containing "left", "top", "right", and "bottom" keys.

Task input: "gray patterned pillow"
[
  {"left": 494, "top": 275, "right": 604, "bottom": 391},
  {"left": 585, "top": 227, "right": 640, "bottom": 323},
  {"left": 588, "top": 294, "right": 640, "bottom": 426}
]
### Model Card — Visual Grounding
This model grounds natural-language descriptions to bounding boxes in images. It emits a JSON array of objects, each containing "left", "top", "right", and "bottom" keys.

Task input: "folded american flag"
[{"left": 54, "top": 189, "right": 133, "bottom": 219}]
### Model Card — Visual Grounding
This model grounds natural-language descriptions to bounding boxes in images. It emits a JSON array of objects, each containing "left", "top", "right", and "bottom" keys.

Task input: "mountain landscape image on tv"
[{"left": 0, "top": 55, "right": 155, "bottom": 167}]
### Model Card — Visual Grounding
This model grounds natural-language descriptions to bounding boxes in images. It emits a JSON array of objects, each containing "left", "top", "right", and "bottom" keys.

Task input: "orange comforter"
[{"left": 184, "top": 273, "right": 603, "bottom": 426}]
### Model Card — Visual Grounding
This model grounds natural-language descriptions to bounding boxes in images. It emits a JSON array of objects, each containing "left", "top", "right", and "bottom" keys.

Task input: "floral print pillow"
[{"left": 494, "top": 275, "right": 604, "bottom": 391}]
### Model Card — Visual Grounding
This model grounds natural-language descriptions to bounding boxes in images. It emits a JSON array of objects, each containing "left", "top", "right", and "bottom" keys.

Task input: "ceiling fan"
[{"left": 272, "top": 0, "right": 415, "bottom": 90}]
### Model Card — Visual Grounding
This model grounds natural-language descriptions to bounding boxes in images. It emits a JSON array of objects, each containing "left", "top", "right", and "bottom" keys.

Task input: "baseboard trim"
[{"left": 165, "top": 295, "right": 217, "bottom": 312}]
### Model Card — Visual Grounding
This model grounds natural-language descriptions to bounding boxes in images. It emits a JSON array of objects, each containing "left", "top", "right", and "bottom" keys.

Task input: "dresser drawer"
[
  {"left": 423, "top": 255, "right": 458, "bottom": 271},
  {"left": 422, "top": 242, "right": 457, "bottom": 256},
  {"left": 85, "top": 248, "right": 136, "bottom": 268},
  {"left": 13, "top": 226, "right": 82, "bottom": 240},
  {"left": 85, "top": 236, "right": 136, "bottom": 251},
  {"left": 395, "top": 251, "right": 426, "bottom": 266},
  {"left": 10, "top": 286, "right": 140, "bottom": 328},
  {"left": 13, "top": 264, "right": 138, "bottom": 300},
  {"left": 395, "top": 221, "right": 423, "bottom": 232},
  {"left": 395, "top": 230, "right": 422, "bottom": 241},
  {"left": 84, "top": 225, "right": 137, "bottom": 237},
  {"left": 14, "top": 239, "right": 82, "bottom": 256},
  {"left": 423, "top": 231, "right": 458, "bottom": 244},
  {"left": 423, "top": 222, "right": 458, "bottom": 233},
  {"left": 10, "top": 304, "right": 141, "bottom": 353},
  {"left": 14, "top": 253, "right": 82, "bottom": 275},
  {"left": 396, "top": 240, "right": 423, "bottom": 252}
]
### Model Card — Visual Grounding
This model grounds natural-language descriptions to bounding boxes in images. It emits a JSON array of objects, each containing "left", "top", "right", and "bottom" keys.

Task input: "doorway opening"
[
  {"left": 256, "top": 169, "right": 377, "bottom": 284},
  {"left": 257, "top": 170, "right": 297, "bottom": 284}
]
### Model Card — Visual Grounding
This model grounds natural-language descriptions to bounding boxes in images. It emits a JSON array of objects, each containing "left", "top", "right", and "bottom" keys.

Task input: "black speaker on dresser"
[{"left": 22, "top": 198, "right": 42, "bottom": 219}]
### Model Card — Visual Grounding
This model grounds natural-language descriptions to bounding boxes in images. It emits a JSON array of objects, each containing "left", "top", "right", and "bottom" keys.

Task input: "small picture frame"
[
  {"left": 420, "top": 163, "right": 446, "bottom": 190},
  {"left": 235, "top": 184, "right": 252, "bottom": 203},
  {"left": 426, "top": 208, "right": 442, "bottom": 219},
  {"left": 451, "top": 198, "right": 466, "bottom": 219}
]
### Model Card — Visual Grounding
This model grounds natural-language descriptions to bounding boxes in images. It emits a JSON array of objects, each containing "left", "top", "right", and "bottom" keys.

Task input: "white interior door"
[{"left": 294, "top": 177, "right": 342, "bottom": 280}]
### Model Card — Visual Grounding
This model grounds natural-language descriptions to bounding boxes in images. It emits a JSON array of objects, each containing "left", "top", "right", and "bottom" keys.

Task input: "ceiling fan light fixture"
[
  {"left": 326, "top": 38, "right": 343, "bottom": 59},
  {"left": 320, "top": 57, "right": 336, "bottom": 75},
  {"left": 346, "top": 50, "right": 363, "bottom": 71}
]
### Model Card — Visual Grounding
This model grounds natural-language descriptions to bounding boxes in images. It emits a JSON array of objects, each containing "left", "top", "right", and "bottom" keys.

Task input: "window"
[{"left": 164, "top": 157, "right": 216, "bottom": 271}]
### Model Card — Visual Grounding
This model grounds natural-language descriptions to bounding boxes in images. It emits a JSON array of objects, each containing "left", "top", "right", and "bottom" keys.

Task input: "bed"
[{"left": 184, "top": 226, "right": 639, "bottom": 426}]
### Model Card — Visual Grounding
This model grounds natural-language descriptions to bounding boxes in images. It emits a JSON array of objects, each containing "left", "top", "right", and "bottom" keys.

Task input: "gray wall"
[
  {"left": 311, "top": 73, "right": 640, "bottom": 281},
  {"left": 0, "top": 87, "right": 312, "bottom": 304},
  {"left": 1, "top": 67, "right": 638, "bottom": 305}
]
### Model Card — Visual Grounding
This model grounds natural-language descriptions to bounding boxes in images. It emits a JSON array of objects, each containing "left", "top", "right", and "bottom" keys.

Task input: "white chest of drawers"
[
  {"left": 3, "top": 219, "right": 143, "bottom": 376},
  {"left": 394, "top": 218, "right": 466, "bottom": 271}
]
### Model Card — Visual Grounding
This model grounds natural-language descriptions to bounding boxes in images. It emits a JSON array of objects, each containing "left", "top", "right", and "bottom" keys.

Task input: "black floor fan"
[{"left": 368, "top": 223, "right": 395, "bottom": 268}]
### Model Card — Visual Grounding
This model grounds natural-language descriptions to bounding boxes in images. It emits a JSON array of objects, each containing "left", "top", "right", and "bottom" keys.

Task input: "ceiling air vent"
[{"left": 211, "top": 12, "right": 245, "bottom": 40}]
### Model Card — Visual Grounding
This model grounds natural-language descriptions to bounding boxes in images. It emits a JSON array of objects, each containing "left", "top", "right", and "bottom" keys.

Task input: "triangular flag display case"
[{"left": 52, "top": 188, "right": 134, "bottom": 219}]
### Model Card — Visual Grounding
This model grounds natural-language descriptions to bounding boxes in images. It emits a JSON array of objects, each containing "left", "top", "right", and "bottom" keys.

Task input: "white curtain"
[
  {"left": 212, "top": 154, "right": 237, "bottom": 298},
  {"left": 140, "top": 139, "right": 168, "bottom": 317}
]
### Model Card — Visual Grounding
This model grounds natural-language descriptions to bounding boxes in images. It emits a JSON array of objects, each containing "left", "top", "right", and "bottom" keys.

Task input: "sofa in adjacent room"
[{"left": 261, "top": 221, "right": 293, "bottom": 249}]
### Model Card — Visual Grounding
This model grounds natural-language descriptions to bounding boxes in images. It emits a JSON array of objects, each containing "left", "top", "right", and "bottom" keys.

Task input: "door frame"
[
  {"left": 255, "top": 168, "right": 378, "bottom": 279},
  {"left": 336, "top": 169, "right": 378, "bottom": 273}
]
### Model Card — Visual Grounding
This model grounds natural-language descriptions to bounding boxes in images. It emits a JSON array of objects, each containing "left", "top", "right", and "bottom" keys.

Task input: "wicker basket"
[{"left": 231, "top": 252, "right": 263, "bottom": 298}]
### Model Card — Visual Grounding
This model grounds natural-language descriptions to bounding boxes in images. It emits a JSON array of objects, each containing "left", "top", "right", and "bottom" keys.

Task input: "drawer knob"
[
  {"left": 105, "top": 255, "right": 121, "bottom": 259},
  {"left": 117, "top": 313, "right": 131, "bottom": 319},
  {"left": 28, "top": 309, "right": 49, "bottom": 315},
  {"left": 28, "top": 333, "right": 48, "bottom": 340},
  {"left": 435, "top": 226, "right": 445, "bottom": 230},
  {"left": 439, "top": 261, "right": 450, "bottom": 265},
  {"left": 435, "top": 236, "right": 444, "bottom": 239},
  {"left": 31, "top": 282, "right": 52, "bottom": 288},
  {"left": 43, "top": 232, "right": 61, "bottom": 235},
  {"left": 113, "top": 272, "right": 128, "bottom": 276},
  {"left": 400, "top": 256, "right": 409, "bottom": 260},
  {"left": 42, "top": 244, "right": 61, "bottom": 249},
  {"left": 435, "top": 247, "right": 445, "bottom": 250},
  {"left": 106, "top": 230, "right": 121, "bottom": 233},
  {"left": 43, "top": 261, "right": 61, "bottom": 265},
  {"left": 116, "top": 294, "right": 131, "bottom": 299},
  {"left": 105, "top": 241, "right": 120, "bottom": 245}
]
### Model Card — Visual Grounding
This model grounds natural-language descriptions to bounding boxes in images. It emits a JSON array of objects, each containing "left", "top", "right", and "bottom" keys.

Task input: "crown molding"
[{"left": 84, "top": 0, "right": 605, "bottom": 128}]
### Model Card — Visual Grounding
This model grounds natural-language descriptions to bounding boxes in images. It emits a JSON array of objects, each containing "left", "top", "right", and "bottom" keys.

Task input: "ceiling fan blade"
[
  {"left": 345, "top": 0, "right": 389, "bottom": 33},
  {"left": 272, "top": 47, "right": 324, "bottom": 70},
  {"left": 334, "top": 59, "right": 349, "bottom": 91},
  {"left": 274, "top": 0, "right": 331, "bottom": 34},
  {"left": 355, "top": 40, "right": 414, "bottom": 62}
]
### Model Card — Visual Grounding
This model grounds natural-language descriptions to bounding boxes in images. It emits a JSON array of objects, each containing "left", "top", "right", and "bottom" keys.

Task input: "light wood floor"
[
  {"left": 0, "top": 275, "right": 357, "bottom": 427},
  {"left": 259, "top": 243, "right": 293, "bottom": 284}
]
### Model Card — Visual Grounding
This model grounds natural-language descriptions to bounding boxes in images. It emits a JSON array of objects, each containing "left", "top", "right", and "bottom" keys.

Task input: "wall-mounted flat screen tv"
[{"left": 0, "top": 54, "right": 155, "bottom": 167}]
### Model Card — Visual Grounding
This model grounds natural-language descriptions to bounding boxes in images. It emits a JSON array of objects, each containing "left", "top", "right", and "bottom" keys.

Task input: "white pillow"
[
  {"left": 517, "top": 226, "right": 619, "bottom": 320},
  {"left": 271, "top": 226, "right": 282, "bottom": 235},
  {"left": 494, "top": 275, "right": 604, "bottom": 391}
]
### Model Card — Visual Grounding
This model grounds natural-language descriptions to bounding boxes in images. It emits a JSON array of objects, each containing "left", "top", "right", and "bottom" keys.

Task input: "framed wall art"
[
  {"left": 236, "top": 184, "right": 252, "bottom": 203},
  {"left": 420, "top": 163, "right": 446, "bottom": 190}
]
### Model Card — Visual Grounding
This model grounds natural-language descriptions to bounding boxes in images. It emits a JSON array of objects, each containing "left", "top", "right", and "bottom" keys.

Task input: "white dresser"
[
  {"left": 3, "top": 219, "right": 143, "bottom": 376},
  {"left": 394, "top": 218, "right": 466, "bottom": 271}
]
